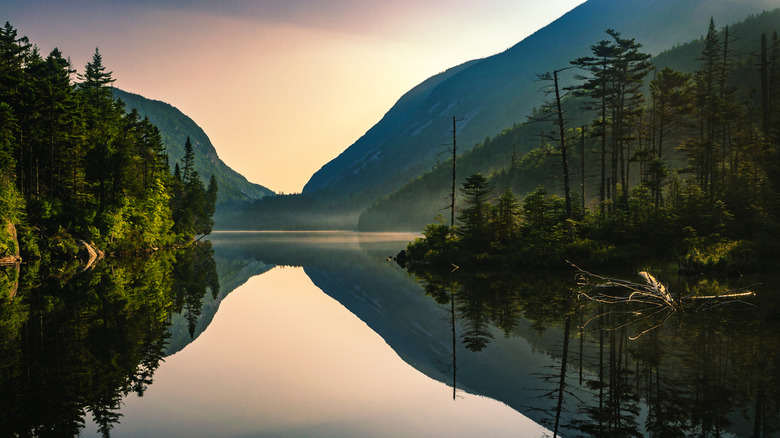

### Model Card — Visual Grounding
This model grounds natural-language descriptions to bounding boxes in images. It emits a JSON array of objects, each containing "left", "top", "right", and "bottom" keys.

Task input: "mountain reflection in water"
[
  {"left": 406, "top": 260, "right": 780, "bottom": 437},
  {"left": 1, "top": 231, "right": 778, "bottom": 437}
]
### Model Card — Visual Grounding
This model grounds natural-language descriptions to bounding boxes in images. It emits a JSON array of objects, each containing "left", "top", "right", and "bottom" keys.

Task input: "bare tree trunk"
[
  {"left": 553, "top": 69, "right": 573, "bottom": 219},
  {"left": 581, "top": 126, "right": 586, "bottom": 215}
]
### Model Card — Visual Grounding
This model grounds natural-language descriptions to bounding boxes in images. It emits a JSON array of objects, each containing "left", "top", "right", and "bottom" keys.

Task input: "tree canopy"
[{"left": 0, "top": 22, "right": 216, "bottom": 260}]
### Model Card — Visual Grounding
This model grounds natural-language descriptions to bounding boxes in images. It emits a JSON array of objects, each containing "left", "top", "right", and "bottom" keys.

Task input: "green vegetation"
[
  {"left": 405, "top": 17, "right": 780, "bottom": 273},
  {"left": 0, "top": 22, "right": 216, "bottom": 261},
  {"left": 112, "top": 88, "right": 274, "bottom": 208},
  {"left": 0, "top": 242, "right": 218, "bottom": 436}
]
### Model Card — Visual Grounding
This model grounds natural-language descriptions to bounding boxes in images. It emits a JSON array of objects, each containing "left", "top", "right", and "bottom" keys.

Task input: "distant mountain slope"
[
  {"left": 303, "top": 0, "right": 779, "bottom": 204},
  {"left": 358, "top": 8, "right": 780, "bottom": 231},
  {"left": 113, "top": 88, "right": 275, "bottom": 207}
]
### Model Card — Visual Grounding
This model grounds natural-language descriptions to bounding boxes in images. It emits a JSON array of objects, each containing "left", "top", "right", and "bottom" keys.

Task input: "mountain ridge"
[
  {"left": 302, "top": 0, "right": 780, "bottom": 205},
  {"left": 113, "top": 88, "right": 275, "bottom": 208}
]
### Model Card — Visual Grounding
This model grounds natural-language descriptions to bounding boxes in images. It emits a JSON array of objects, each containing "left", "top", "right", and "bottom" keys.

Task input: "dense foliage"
[
  {"left": 0, "top": 22, "right": 216, "bottom": 260},
  {"left": 405, "top": 17, "right": 780, "bottom": 272},
  {"left": 0, "top": 243, "right": 218, "bottom": 436}
]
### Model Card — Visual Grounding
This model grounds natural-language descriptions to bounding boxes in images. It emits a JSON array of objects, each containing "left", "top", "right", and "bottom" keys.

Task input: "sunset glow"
[{"left": 6, "top": 0, "right": 586, "bottom": 193}]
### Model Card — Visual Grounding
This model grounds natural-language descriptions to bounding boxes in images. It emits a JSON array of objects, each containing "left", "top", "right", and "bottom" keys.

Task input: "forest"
[
  {"left": 402, "top": 16, "right": 780, "bottom": 273},
  {"left": 0, "top": 22, "right": 217, "bottom": 263}
]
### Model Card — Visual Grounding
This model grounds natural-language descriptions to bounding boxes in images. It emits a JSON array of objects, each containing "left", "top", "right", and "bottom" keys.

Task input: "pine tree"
[
  {"left": 572, "top": 30, "right": 651, "bottom": 213},
  {"left": 0, "top": 22, "right": 31, "bottom": 106},
  {"left": 79, "top": 47, "right": 121, "bottom": 211},
  {"left": 39, "top": 48, "right": 78, "bottom": 198},
  {"left": 694, "top": 18, "right": 723, "bottom": 200},
  {"left": 572, "top": 39, "right": 618, "bottom": 214},
  {"left": 533, "top": 68, "right": 575, "bottom": 219},
  {"left": 493, "top": 187, "right": 520, "bottom": 242},
  {"left": 206, "top": 173, "right": 218, "bottom": 219},
  {"left": 139, "top": 116, "right": 167, "bottom": 189},
  {"left": 457, "top": 173, "right": 493, "bottom": 247},
  {"left": 606, "top": 29, "right": 652, "bottom": 208},
  {"left": 648, "top": 67, "right": 693, "bottom": 209},
  {"left": 181, "top": 136, "right": 195, "bottom": 183},
  {"left": 79, "top": 47, "right": 114, "bottom": 94}
]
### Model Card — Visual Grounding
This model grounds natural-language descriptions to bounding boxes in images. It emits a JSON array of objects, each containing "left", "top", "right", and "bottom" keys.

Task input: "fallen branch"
[
  {"left": 569, "top": 262, "right": 759, "bottom": 339},
  {"left": 687, "top": 291, "right": 756, "bottom": 300},
  {"left": 572, "top": 262, "right": 678, "bottom": 310}
]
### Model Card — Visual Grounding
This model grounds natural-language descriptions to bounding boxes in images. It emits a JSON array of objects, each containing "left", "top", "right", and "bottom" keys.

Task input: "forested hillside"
[
  {"left": 0, "top": 22, "right": 216, "bottom": 261},
  {"left": 113, "top": 89, "right": 274, "bottom": 208},
  {"left": 225, "top": 0, "right": 779, "bottom": 231},
  {"left": 303, "top": 0, "right": 780, "bottom": 204},
  {"left": 361, "top": 10, "right": 780, "bottom": 233},
  {"left": 398, "top": 11, "right": 780, "bottom": 271}
]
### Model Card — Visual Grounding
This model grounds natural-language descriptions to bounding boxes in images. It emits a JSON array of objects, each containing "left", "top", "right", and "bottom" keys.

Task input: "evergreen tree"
[
  {"left": 139, "top": 116, "right": 167, "bottom": 189},
  {"left": 606, "top": 29, "right": 653, "bottom": 208},
  {"left": 0, "top": 22, "right": 31, "bottom": 107},
  {"left": 206, "top": 173, "right": 218, "bottom": 221},
  {"left": 79, "top": 47, "right": 115, "bottom": 95},
  {"left": 0, "top": 23, "right": 217, "bottom": 254},
  {"left": 572, "top": 39, "right": 619, "bottom": 214},
  {"left": 572, "top": 30, "right": 651, "bottom": 213},
  {"left": 534, "top": 68, "right": 575, "bottom": 219},
  {"left": 648, "top": 67, "right": 693, "bottom": 209},
  {"left": 181, "top": 136, "right": 195, "bottom": 183},
  {"left": 457, "top": 173, "right": 493, "bottom": 248},
  {"left": 39, "top": 49, "right": 80, "bottom": 199},
  {"left": 0, "top": 102, "right": 16, "bottom": 182},
  {"left": 692, "top": 18, "right": 723, "bottom": 200},
  {"left": 493, "top": 187, "right": 520, "bottom": 242},
  {"left": 79, "top": 47, "right": 122, "bottom": 211}
]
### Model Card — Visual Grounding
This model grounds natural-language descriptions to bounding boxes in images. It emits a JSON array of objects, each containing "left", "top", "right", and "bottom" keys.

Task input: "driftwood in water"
[
  {"left": 573, "top": 264, "right": 760, "bottom": 341},
  {"left": 572, "top": 263, "right": 756, "bottom": 310},
  {"left": 572, "top": 263, "right": 758, "bottom": 339}
]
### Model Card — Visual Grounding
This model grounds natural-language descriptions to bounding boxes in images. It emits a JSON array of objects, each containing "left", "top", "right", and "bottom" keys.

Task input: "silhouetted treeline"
[{"left": 405, "top": 18, "right": 780, "bottom": 272}]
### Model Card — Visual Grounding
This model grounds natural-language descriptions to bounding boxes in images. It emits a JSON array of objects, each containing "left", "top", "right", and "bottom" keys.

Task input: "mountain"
[
  {"left": 302, "top": 0, "right": 780, "bottom": 207},
  {"left": 357, "top": 7, "right": 780, "bottom": 232},
  {"left": 113, "top": 88, "right": 275, "bottom": 208}
]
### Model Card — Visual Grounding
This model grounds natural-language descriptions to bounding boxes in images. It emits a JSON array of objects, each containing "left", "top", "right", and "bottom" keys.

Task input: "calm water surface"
[
  {"left": 82, "top": 232, "right": 550, "bottom": 437},
  {"left": 3, "top": 231, "right": 778, "bottom": 437}
]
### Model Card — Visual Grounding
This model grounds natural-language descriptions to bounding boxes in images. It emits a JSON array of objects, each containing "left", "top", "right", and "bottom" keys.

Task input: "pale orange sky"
[{"left": 6, "top": 0, "right": 586, "bottom": 194}]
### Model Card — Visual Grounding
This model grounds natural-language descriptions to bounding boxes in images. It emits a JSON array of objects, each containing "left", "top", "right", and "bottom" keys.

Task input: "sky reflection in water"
[{"left": 87, "top": 266, "right": 547, "bottom": 437}]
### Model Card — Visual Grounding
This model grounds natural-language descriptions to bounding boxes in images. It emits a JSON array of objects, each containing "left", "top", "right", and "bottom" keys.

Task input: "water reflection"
[
  {"left": 109, "top": 267, "right": 545, "bottom": 438},
  {"left": 409, "top": 265, "right": 780, "bottom": 437},
  {"left": 3, "top": 231, "right": 778, "bottom": 437},
  {"left": 0, "top": 243, "right": 218, "bottom": 437}
]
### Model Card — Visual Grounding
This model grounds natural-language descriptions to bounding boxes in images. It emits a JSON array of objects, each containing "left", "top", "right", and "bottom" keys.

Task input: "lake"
[{"left": 1, "top": 231, "right": 778, "bottom": 437}]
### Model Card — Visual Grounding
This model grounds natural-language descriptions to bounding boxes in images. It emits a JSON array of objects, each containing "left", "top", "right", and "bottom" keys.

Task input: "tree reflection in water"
[
  {"left": 0, "top": 242, "right": 218, "bottom": 437},
  {"left": 407, "top": 265, "right": 780, "bottom": 437}
]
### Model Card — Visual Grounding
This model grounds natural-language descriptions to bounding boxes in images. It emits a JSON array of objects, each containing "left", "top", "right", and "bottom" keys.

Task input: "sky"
[{"left": 5, "top": 0, "right": 586, "bottom": 194}]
